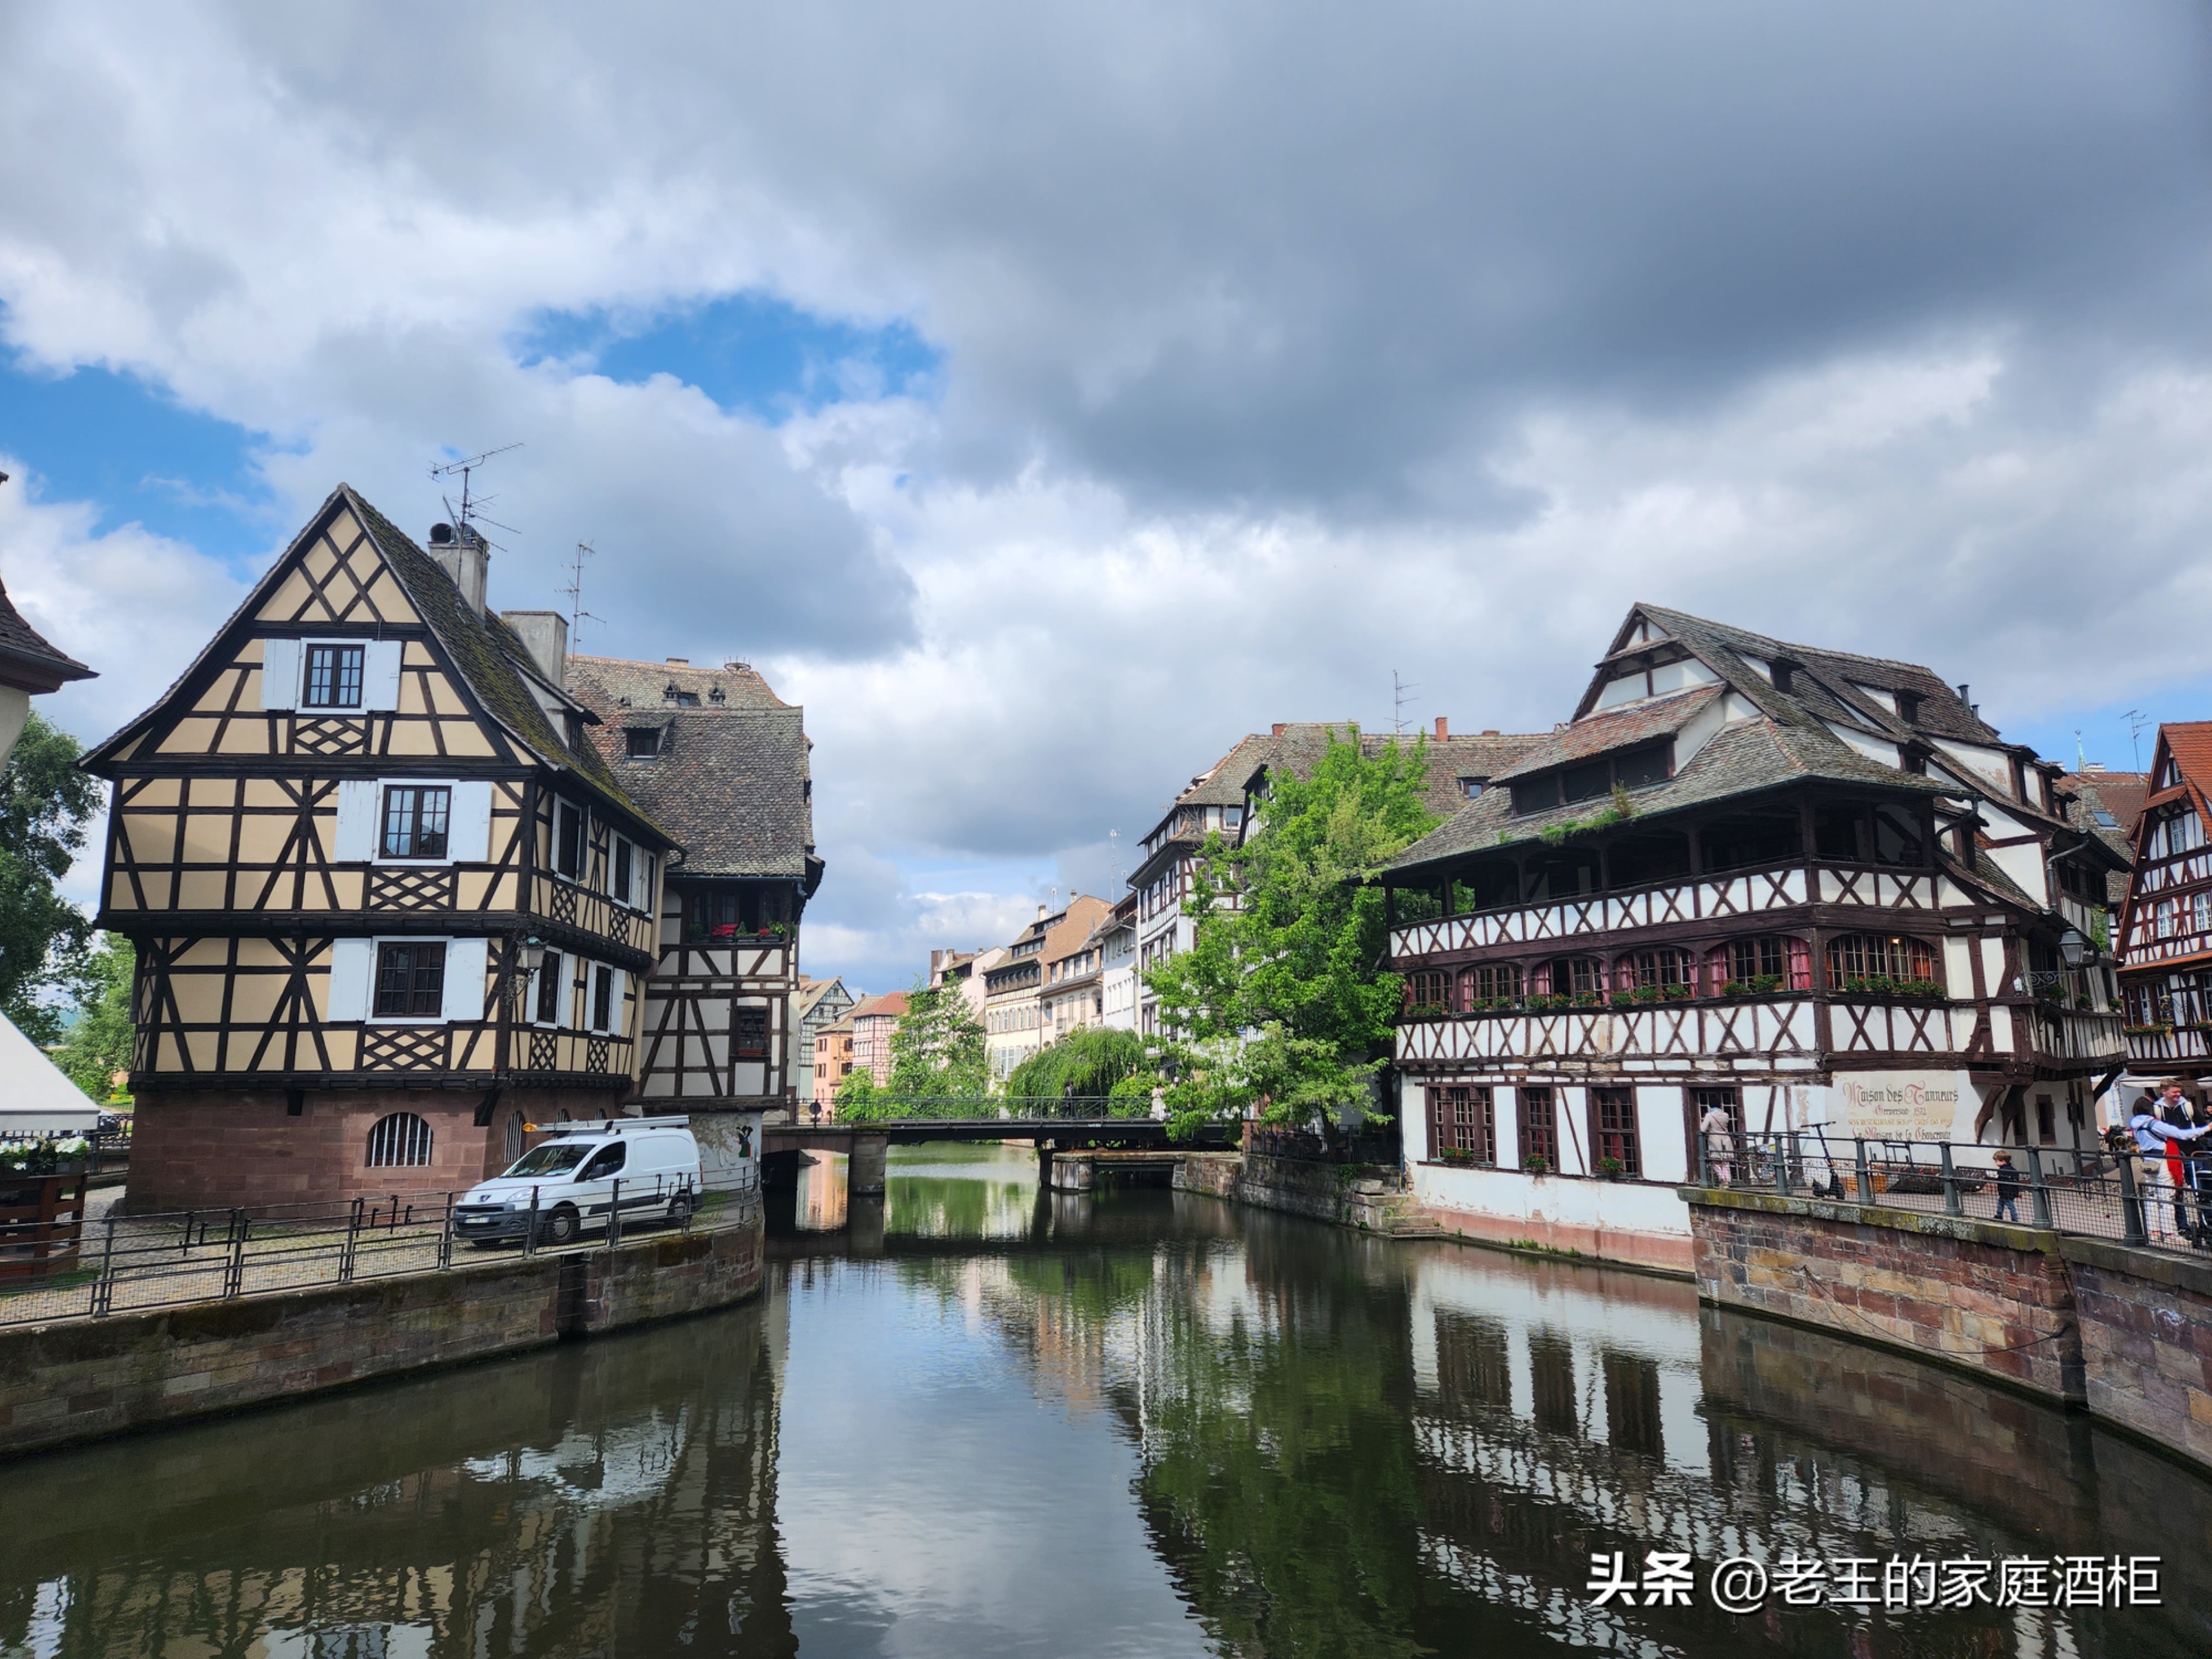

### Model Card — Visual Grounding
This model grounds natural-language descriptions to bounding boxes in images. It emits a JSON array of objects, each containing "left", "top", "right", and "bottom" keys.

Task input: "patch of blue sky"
[
  {"left": 515, "top": 291, "right": 941, "bottom": 419},
  {"left": 0, "top": 351, "right": 283, "bottom": 567},
  {"left": 2011, "top": 690, "right": 2212, "bottom": 782}
]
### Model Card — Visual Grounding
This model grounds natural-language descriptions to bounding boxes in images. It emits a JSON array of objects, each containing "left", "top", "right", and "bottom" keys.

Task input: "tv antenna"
[
  {"left": 428, "top": 443, "right": 522, "bottom": 547},
  {"left": 2124, "top": 708, "right": 2151, "bottom": 774},
  {"left": 1393, "top": 669, "right": 1418, "bottom": 738},
  {"left": 561, "top": 541, "right": 604, "bottom": 656}
]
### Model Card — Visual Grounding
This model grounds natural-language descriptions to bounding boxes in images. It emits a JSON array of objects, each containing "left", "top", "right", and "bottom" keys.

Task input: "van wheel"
[
  {"left": 667, "top": 1193, "right": 692, "bottom": 1229},
  {"left": 539, "top": 1205, "right": 581, "bottom": 1247}
]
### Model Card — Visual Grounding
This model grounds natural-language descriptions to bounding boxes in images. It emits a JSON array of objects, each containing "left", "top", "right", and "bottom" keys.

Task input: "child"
[{"left": 1993, "top": 1151, "right": 2023, "bottom": 1224}]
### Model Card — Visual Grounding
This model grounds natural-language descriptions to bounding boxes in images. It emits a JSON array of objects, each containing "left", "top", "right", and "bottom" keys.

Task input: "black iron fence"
[
  {"left": 0, "top": 1163, "right": 763, "bottom": 1330},
  {"left": 1700, "top": 1131, "right": 2197, "bottom": 1253},
  {"left": 808, "top": 1095, "right": 1159, "bottom": 1124}
]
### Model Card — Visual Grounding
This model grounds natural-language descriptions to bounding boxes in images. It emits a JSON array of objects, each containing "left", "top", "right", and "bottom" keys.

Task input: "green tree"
[
  {"left": 55, "top": 934, "right": 134, "bottom": 1100},
  {"left": 885, "top": 981, "right": 989, "bottom": 1106},
  {"left": 1005, "top": 1026, "right": 1148, "bottom": 1108},
  {"left": 1145, "top": 727, "right": 1439, "bottom": 1139},
  {"left": 834, "top": 1066, "right": 885, "bottom": 1120},
  {"left": 0, "top": 712, "right": 104, "bottom": 1043}
]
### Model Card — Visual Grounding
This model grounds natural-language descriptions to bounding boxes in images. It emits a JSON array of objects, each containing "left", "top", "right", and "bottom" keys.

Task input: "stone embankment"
[
  {"left": 1686, "top": 1186, "right": 2212, "bottom": 1472},
  {"left": 0, "top": 1220, "right": 763, "bottom": 1458},
  {"left": 1175, "top": 1151, "right": 1442, "bottom": 1236}
]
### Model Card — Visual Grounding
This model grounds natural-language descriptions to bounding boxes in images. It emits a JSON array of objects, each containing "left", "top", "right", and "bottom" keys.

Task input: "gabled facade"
[
  {"left": 83, "top": 487, "right": 676, "bottom": 1208},
  {"left": 570, "top": 650, "right": 821, "bottom": 1141},
  {"left": 793, "top": 975, "right": 858, "bottom": 1105},
  {"left": 2116, "top": 725, "right": 2212, "bottom": 1074},
  {"left": 1382, "top": 605, "right": 2128, "bottom": 1273},
  {"left": 849, "top": 992, "right": 909, "bottom": 1087},
  {"left": 984, "top": 898, "right": 1108, "bottom": 1079}
]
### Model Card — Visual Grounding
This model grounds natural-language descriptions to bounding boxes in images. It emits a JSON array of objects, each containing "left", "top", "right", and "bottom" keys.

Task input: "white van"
[{"left": 453, "top": 1116, "right": 702, "bottom": 1247}]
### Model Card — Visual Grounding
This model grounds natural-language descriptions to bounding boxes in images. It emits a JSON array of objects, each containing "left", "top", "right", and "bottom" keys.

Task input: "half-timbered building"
[
  {"left": 1381, "top": 605, "right": 2129, "bottom": 1273},
  {"left": 2115, "top": 724, "right": 2212, "bottom": 1082},
  {"left": 569, "top": 650, "right": 820, "bottom": 1169},
  {"left": 83, "top": 486, "right": 678, "bottom": 1209}
]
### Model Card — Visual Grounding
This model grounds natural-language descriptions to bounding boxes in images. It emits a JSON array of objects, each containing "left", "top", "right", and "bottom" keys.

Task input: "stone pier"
[{"left": 847, "top": 1134, "right": 889, "bottom": 1197}]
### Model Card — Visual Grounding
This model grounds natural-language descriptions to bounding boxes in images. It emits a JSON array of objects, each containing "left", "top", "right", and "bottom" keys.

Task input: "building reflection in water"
[{"left": 1, "top": 1303, "right": 797, "bottom": 1658}]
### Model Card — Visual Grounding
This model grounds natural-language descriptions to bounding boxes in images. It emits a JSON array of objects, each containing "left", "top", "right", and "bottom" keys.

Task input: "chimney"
[
  {"left": 1481, "top": 728, "right": 1500, "bottom": 737},
  {"left": 500, "top": 611, "right": 568, "bottom": 690},
  {"left": 1956, "top": 682, "right": 1970, "bottom": 703},
  {"left": 1272, "top": 722, "right": 1286, "bottom": 736},
  {"left": 1037, "top": 903, "right": 1048, "bottom": 921},
  {"left": 1434, "top": 716, "right": 1448, "bottom": 740},
  {"left": 2085, "top": 761, "right": 2106, "bottom": 774},
  {"left": 427, "top": 522, "right": 490, "bottom": 617}
]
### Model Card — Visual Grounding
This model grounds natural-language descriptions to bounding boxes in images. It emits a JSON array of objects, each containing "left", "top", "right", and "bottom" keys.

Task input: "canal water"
[{"left": 5, "top": 1143, "right": 2210, "bottom": 1658}]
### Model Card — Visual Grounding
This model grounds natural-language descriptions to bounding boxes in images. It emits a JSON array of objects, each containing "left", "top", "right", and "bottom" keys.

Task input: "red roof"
[{"left": 850, "top": 992, "right": 910, "bottom": 1022}]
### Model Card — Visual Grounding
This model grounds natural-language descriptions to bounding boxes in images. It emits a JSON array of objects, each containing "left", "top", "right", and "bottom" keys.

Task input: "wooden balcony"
[{"left": 1390, "top": 863, "right": 1976, "bottom": 960}]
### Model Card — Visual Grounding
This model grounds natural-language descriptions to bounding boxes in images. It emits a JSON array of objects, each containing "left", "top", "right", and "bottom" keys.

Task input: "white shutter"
[
  {"left": 260, "top": 639, "right": 301, "bottom": 711},
  {"left": 448, "top": 779, "right": 493, "bottom": 861},
  {"left": 441, "top": 937, "right": 489, "bottom": 1022},
  {"left": 611, "top": 967, "right": 629, "bottom": 1035},
  {"left": 334, "top": 780, "right": 380, "bottom": 861},
  {"left": 327, "top": 938, "right": 374, "bottom": 1021},
  {"left": 556, "top": 956, "right": 575, "bottom": 1029},
  {"left": 364, "top": 640, "right": 404, "bottom": 711}
]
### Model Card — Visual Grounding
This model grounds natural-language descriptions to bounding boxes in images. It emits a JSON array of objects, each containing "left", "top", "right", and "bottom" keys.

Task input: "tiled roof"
[
  {"left": 2060, "top": 769, "right": 2148, "bottom": 903},
  {"left": 1255, "top": 723, "right": 1547, "bottom": 822},
  {"left": 0, "top": 577, "right": 93, "bottom": 692},
  {"left": 564, "top": 654, "right": 787, "bottom": 714},
  {"left": 851, "top": 992, "right": 910, "bottom": 1022},
  {"left": 1486, "top": 687, "right": 1723, "bottom": 785},
  {"left": 1388, "top": 714, "right": 1949, "bottom": 874},
  {"left": 1174, "top": 732, "right": 1278, "bottom": 809},
  {"left": 576, "top": 698, "right": 812, "bottom": 879}
]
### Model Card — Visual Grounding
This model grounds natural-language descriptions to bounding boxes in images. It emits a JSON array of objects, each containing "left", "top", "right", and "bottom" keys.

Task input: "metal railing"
[
  {"left": 1697, "top": 1131, "right": 2203, "bottom": 1254},
  {"left": 0, "top": 1164, "right": 763, "bottom": 1330},
  {"left": 819, "top": 1095, "right": 1162, "bottom": 1123},
  {"left": 0, "top": 1124, "right": 132, "bottom": 1179}
]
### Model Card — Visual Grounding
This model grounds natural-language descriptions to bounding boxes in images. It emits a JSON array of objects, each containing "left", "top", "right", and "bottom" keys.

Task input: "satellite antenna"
[
  {"left": 428, "top": 443, "right": 522, "bottom": 547},
  {"left": 561, "top": 541, "right": 604, "bottom": 657},
  {"left": 1393, "top": 670, "right": 1418, "bottom": 738}
]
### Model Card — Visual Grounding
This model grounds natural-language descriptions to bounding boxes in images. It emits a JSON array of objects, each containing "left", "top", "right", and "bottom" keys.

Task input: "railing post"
[
  {"left": 2026, "top": 1147, "right": 2055, "bottom": 1230},
  {"left": 2116, "top": 1151, "right": 2149, "bottom": 1246},
  {"left": 340, "top": 1195, "right": 363, "bottom": 1282},
  {"left": 1854, "top": 1139, "right": 1873, "bottom": 1205},
  {"left": 91, "top": 1212, "right": 118, "bottom": 1318},
  {"left": 523, "top": 1185, "right": 540, "bottom": 1255},
  {"left": 224, "top": 1209, "right": 247, "bottom": 1299},
  {"left": 1940, "top": 1142, "right": 1963, "bottom": 1216},
  {"left": 1775, "top": 1132, "right": 1794, "bottom": 1198},
  {"left": 1698, "top": 1132, "right": 1711, "bottom": 1187},
  {"left": 607, "top": 1177, "right": 622, "bottom": 1251},
  {"left": 438, "top": 1192, "right": 454, "bottom": 1270}
]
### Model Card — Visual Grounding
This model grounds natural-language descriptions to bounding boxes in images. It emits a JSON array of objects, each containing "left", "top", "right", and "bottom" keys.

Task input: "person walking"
[
  {"left": 1699, "top": 1100, "right": 1736, "bottom": 1186},
  {"left": 1993, "top": 1151, "right": 2023, "bottom": 1224},
  {"left": 2130, "top": 1090, "right": 2211, "bottom": 1240}
]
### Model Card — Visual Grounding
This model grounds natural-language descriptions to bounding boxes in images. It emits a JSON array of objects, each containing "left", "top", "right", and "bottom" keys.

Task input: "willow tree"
[{"left": 1145, "top": 727, "right": 1439, "bottom": 1138}]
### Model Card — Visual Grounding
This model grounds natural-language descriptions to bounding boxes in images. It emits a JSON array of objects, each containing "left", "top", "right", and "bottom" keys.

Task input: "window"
[
  {"left": 1688, "top": 1086, "right": 1742, "bottom": 1176},
  {"left": 535, "top": 950, "right": 564, "bottom": 1024},
  {"left": 554, "top": 801, "right": 585, "bottom": 879},
  {"left": 366, "top": 1112, "right": 432, "bottom": 1167},
  {"left": 1458, "top": 776, "right": 1486, "bottom": 799},
  {"left": 1606, "top": 831, "right": 1691, "bottom": 889},
  {"left": 1826, "top": 933, "right": 1939, "bottom": 989},
  {"left": 1523, "top": 848, "right": 1600, "bottom": 903},
  {"left": 1614, "top": 948, "right": 1693, "bottom": 993},
  {"left": 380, "top": 785, "right": 451, "bottom": 859},
  {"left": 1452, "top": 862, "right": 1518, "bottom": 913},
  {"left": 1429, "top": 1086, "right": 1495, "bottom": 1164},
  {"left": 1895, "top": 690, "right": 1923, "bottom": 725},
  {"left": 1534, "top": 957, "right": 1606, "bottom": 1000},
  {"left": 1512, "top": 744, "right": 1674, "bottom": 815},
  {"left": 2035, "top": 1095, "right": 2056, "bottom": 1145},
  {"left": 1591, "top": 1087, "right": 1641, "bottom": 1176},
  {"left": 304, "top": 643, "right": 365, "bottom": 709},
  {"left": 1562, "top": 759, "right": 1612, "bottom": 803},
  {"left": 591, "top": 964, "right": 614, "bottom": 1031},
  {"left": 624, "top": 726, "right": 663, "bottom": 759},
  {"left": 1404, "top": 970, "right": 1451, "bottom": 1014},
  {"left": 373, "top": 941, "right": 446, "bottom": 1018},
  {"left": 1707, "top": 934, "right": 1811, "bottom": 992},
  {"left": 1519, "top": 1087, "right": 1558, "bottom": 1170},
  {"left": 734, "top": 1008, "right": 767, "bottom": 1060},
  {"left": 612, "top": 837, "right": 634, "bottom": 906},
  {"left": 1459, "top": 962, "right": 1523, "bottom": 1009}
]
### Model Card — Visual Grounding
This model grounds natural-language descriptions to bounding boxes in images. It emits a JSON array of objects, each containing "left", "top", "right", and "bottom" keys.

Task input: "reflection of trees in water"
[{"left": 0, "top": 1312, "right": 799, "bottom": 1659}]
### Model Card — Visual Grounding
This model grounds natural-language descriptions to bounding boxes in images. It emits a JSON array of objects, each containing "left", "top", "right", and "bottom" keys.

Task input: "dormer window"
[
  {"left": 1458, "top": 776, "right": 1486, "bottom": 799},
  {"left": 1509, "top": 742, "right": 1673, "bottom": 816},
  {"left": 709, "top": 685, "right": 727, "bottom": 705},
  {"left": 625, "top": 727, "right": 663, "bottom": 759},
  {"left": 1895, "top": 690, "right": 1922, "bottom": 725},
  {"left": 1770, "top": 660, "right": 1796, "bottom": 695}
]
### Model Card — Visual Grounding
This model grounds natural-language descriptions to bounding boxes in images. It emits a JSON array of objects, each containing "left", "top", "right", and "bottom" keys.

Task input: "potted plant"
[
  {"left": 1522, "top": 1153, "right": 1551, "bottom": 1175},
  {"left": 1596, "top": 1155, "right": 1626, "bottom": 1180}
]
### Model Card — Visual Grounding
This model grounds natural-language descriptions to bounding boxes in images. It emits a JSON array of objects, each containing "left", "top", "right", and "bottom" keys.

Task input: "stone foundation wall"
[
  {"left": 125, "top": 1086, "right": 627, "bottom": 1213},
  {"left": 0, "top": 1218, "right": 763, "bottom": 1457},
  {"left": 1174, "top": 1152, "right": 1433, "bottom": 1234},
  {"left": 1686, "top": 1186, "right": 2212, "bottom": 1471}
]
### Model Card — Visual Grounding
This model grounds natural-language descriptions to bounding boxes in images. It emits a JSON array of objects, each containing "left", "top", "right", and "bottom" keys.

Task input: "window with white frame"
[
  {"left": 554, "top": 799, "right": 585, "bottom": 880},
  {"left": 609, "top": 832, "right": 655, "bottom": 909},
  {"left": 381, "top": 785, "right": 451, "bottom": 859},
  {"left": 326, "top": 935, "right": 487, "bottom": 1024},
  {"left": 260, "top": 637, "right": 403, "bottom": 714}
]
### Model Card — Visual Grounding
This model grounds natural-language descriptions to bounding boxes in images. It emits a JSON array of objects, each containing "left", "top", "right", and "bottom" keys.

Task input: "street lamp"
[
  {"left": 512, "top": 935, "right": 547, "bottom": 1011},
  {"left": 2059, "top": 926, "right": 2094, "bottom": 970}
]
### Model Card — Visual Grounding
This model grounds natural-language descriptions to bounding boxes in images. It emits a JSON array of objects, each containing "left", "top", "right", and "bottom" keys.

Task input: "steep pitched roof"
[
  {"left": 1486, "top": 687, "right": 1723, "bottom": 784},
  {"left": 851, "top": 992, "right": 910, "bottom": 1022},
  {"left": 564, "top": 654, "right": 787, "bottom": 713},
  {"left": 1252, "top": 723, "right": 1547, "bottom": 822},
  {"left": 82, "top": 485, "right": 666, "bottom": 842},
  {"left": 580, "top": 702, "right": 813, "bottom": 880},
  {"left": 1389, "top": 714, "right": 1949, "bottom": 874},
  {"left": 0, "top": 578, "right": 93, "bottom": 694}
]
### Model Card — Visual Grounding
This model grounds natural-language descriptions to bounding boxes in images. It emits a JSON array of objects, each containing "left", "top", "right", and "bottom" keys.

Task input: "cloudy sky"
[{"left": 4, "top": 1, "right": 2210, "bottom": 993}]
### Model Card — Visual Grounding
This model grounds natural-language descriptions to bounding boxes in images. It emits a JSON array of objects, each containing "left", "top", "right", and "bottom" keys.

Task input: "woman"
[{"left": 1699, "top": 1101, "right": 1736, "bottom": 1187}]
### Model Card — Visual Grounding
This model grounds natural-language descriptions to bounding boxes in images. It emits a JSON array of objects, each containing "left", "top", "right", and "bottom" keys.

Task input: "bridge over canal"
[{"left": 762, "top": 1098, "right": 1235, "bottom": 1196}]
